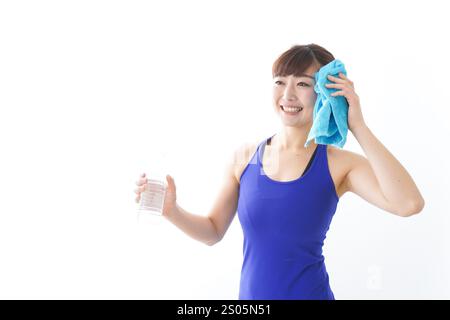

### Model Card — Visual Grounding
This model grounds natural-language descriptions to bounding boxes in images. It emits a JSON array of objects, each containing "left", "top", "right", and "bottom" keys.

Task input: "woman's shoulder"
[
  {"left": 234, "top": 141, "right": 259, "bottom": 161},
  {"left": 232, "top": 140, "right": 261, "bottom": 184},
  {"left": 327, "top": 144, "right": 365, "bottom": 163},
  {"left": 326, "top": 144, "right": 367, "bottom": 179}
]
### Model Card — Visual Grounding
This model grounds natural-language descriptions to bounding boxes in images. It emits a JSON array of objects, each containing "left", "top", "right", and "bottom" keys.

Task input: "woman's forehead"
[{"left": 275, "top": 74, "right": 315, "bottom": 80}]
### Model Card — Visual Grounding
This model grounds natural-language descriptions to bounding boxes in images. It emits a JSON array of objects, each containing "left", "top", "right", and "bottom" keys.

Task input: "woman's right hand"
[{"left": 134, "top": 172, "right": 178, "bottom": 217}]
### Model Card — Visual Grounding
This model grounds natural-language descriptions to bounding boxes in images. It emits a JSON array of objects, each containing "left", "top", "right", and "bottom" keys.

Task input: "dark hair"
[{"left": 272, "top": 43, "right": 335, "bottom": 78}]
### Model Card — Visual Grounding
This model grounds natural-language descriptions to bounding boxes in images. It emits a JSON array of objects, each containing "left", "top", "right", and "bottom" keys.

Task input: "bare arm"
[
  {"left": 347, "top": 124, "right": 425, "bottom": 217},
  {"left": 164, "top": 204, "right": 221, "bottom": 246},
  {"left": 163, "top": 146, "right": 241, "bottom": 246}
]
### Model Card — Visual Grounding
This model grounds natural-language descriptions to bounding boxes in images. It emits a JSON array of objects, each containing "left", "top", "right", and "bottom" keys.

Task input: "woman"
[{"left": 134, "top": 43, "right": 425, "bottom": 300}]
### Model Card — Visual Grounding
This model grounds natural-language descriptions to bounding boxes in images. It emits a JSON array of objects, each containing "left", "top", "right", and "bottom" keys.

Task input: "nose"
[{"left": 282, "top": 83, "right": 298, "bottom": 101}]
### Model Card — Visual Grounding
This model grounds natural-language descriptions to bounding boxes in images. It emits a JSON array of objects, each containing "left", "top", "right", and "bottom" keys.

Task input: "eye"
[{"left": 274, "top": 80, "right": 310, "bottom": 87}]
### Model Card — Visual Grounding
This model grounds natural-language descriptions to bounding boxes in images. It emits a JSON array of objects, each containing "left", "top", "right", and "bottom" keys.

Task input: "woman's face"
[{"left": 272, "top": 65, "right": 319, "bottom": 127}]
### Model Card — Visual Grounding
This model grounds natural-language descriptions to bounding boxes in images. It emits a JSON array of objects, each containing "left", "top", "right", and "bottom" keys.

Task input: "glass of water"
[
  {"left": 136, "top": 149, "right": 171, "bottom": 223},
  {"left": 138, "top": 177, "right": 167, "bottom": 216},
  {"left": 136, "top": 172, "right": 167, "bottom": 225}
]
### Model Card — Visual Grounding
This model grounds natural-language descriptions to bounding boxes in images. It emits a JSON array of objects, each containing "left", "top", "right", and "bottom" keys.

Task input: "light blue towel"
[{"left": 305, "top": 59, "right": 349, "bottom": 149}]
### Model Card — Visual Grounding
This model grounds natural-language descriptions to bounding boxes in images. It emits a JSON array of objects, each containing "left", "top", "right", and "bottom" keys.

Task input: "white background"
[{"left": 1, "top": 0, "right": 449, "bottom": 299}]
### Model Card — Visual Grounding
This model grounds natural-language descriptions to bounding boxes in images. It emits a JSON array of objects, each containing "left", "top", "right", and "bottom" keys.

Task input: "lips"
[{"left": 280, "top": 104, "right": 303, "bottom": 112}]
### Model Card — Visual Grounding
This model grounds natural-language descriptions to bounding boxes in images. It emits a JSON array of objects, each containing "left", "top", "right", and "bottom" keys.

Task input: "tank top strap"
[
  {"left": 315, "top": 143, "right": 328, "bottom": 168},
  {"left": 256, "top": 134, "right": 275, "bottom": 166}
]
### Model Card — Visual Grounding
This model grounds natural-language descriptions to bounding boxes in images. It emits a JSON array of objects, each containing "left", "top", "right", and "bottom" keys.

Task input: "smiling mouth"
[{"left": 280, "top": 105, "right": 303, "bottom": 114}]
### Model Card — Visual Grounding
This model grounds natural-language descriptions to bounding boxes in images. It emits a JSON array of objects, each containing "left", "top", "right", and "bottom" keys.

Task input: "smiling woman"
[
  {"left": 271, "top": 44, "right": 334, "bottom": 129},
  {"left": 134, "top": 43, "right": 425, "bottom": 301}
]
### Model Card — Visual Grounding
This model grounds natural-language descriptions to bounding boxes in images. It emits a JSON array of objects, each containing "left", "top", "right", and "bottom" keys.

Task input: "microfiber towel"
[{"left": 305, "top": 59, "right": 349, "bottom": 149}]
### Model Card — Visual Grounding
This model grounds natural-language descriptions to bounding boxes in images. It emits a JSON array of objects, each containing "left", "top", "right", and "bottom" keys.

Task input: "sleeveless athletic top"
[{"left": 237, "top": 134, "right": 339, "bottom": 300}]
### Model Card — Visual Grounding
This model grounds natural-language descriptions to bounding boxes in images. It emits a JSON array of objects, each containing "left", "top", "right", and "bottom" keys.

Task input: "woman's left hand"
[{"left": 326, "top": 73, "right": 366, "bottom": 132}]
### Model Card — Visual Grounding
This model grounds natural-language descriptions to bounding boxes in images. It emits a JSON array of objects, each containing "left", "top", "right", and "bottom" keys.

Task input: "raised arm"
[
  {"left": 344, "top": 124, "right": 425, "bottom": 217},
  {"left": 326, "top": 72, "right": 425, "bottom": 217}
]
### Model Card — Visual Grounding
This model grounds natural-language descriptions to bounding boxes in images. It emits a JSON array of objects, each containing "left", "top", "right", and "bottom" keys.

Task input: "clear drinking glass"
[
  {"left": 136, "top": 172, "right": 167, "bottom": 225},
  {"left": 136, "top": 149, "right": 170, "bottom": 224},
  {"left": 138, "top": 177, "right": 167, "bottom": 216}
]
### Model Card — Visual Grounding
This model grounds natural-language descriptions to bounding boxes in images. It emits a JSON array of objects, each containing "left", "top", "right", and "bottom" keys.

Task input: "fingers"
[
  {"left": 134, "top": 185, "right": 146, "bottom": 202},
  {"left": 134, "top": 180, "right": 150, "bottom": 194},
  {"left": 166, "top": 175, "right": 177, "bottom": 199},
  {"left": 166, "top": 174, "right": 175, "bottom": 188},
  {"left": 327, "top": 74, "right": 345, "bottom": 83},
  {"left": 135, "top": 173, "right": 148, "bottom": 203},
  {"left": 135, "top": 174, "right": 148, "bottom": 186}
]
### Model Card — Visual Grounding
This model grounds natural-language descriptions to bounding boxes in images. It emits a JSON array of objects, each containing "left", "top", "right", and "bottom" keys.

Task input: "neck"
[{"left": 271, "top": 125, "right": 317, "bottom": 152}]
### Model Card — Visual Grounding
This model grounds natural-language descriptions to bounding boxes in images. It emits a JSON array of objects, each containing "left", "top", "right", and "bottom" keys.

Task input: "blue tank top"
[{"left": 237, "top": 134, "right": 339, "bottom": 300}]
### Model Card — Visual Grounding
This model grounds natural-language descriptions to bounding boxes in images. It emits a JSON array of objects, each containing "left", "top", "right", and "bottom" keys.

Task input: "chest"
[{"left": 260, "top": 146, "right": 349, "bottom": 199}]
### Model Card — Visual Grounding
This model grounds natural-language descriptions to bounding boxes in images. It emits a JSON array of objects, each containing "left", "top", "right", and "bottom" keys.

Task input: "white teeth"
[{"left": 281, "top": 105, "right": 302, "bottom": 112}]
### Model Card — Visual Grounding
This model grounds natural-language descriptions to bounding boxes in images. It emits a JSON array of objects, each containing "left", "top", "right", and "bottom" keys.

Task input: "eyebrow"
[{"left": 298, "top": 74, "right": 315, "bottom": 80}]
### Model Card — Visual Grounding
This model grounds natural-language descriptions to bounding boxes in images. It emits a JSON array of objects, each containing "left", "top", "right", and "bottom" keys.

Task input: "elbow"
[
  {"left": 398, "top": 197, "right": 425, "bottom": 217},
  {"left": 204, "top": 232, "right": 222, "bottom": 247},
  {"left": 205, "top": 217, "right": 222, "bottom": 246},
  {"left": 205, "top": 236, "right": 222, "bottom": 246}
]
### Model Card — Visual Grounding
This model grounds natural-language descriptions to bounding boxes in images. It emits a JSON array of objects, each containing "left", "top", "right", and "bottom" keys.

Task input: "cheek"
[
  {"left": 307, "top": 89, "right": 317, "bottom": 100},
  {"left": 272, "top": 90, "right": 281, "bottom": 100},
  {"left": 306, "top": 93, "right": 318, "bottom": 107},
  {"left": 272, "top": 93, "right": 281, "bottom": 107}
]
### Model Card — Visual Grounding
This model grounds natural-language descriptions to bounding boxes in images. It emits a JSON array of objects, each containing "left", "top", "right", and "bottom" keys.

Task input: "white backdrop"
[{"left": 1, "top": 0, "right": 449, "bottom": 299}]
